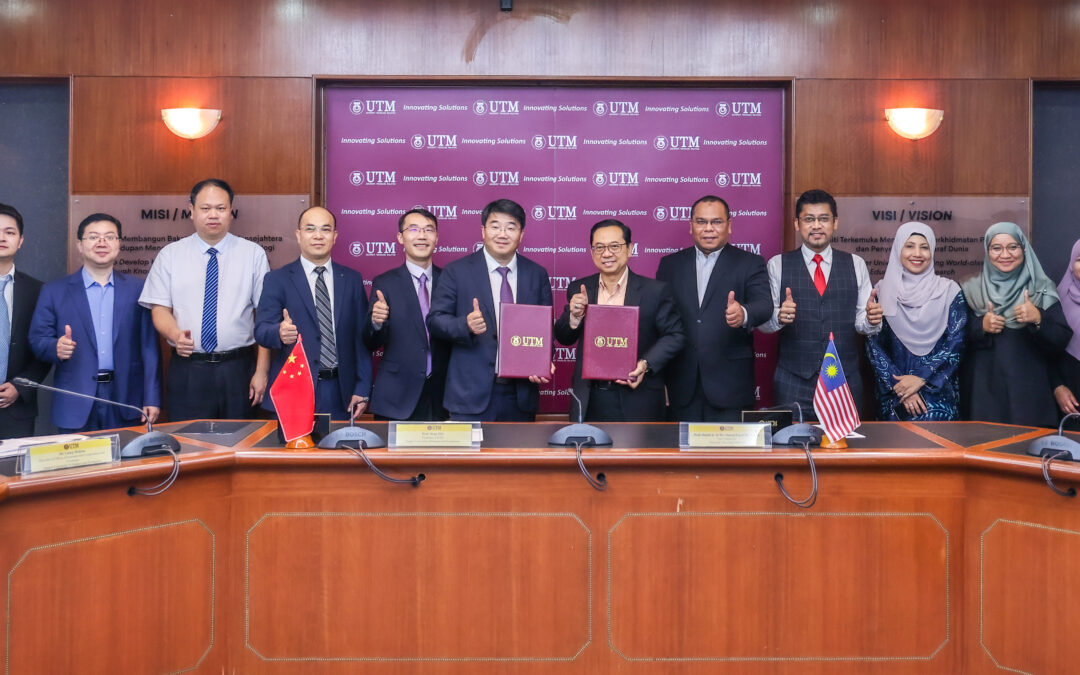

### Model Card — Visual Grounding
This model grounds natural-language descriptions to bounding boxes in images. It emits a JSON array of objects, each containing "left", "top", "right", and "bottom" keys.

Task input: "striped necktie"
[
  {"left": 201, "top": 248, "right": 219, "bottom": 353},
  {"left": 0, "top": 276, "right": 10, "bottom": 382},
  {"left": 314, "top": 266, "right": 338, "bottom": 369}
]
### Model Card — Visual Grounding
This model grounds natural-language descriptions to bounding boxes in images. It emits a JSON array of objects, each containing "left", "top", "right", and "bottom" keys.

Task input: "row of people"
[{"left": 1, "top": 183, "right": 1077, "bottom": 439}]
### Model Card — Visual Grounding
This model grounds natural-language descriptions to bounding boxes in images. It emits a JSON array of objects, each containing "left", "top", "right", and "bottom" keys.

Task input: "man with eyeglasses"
[
  {"left": 255, "top": 206, "right": 371, "bottom": 419},
  {"left": 0, "top": 203, "right": 49, "bottom": 439},
  {"left": 140, "top": 178, "right": 272, "bottom": 421},
  {"left": 362, "top": 208, "right": 449, "bottom": 421},
  {"left": 759, "top": 189, "right": 882, "bottom": 416},
  {"left": 555, "top": 219, "right": 684, "bottom": 421},
  {"left": 28, "top": 213, "right": 162, "bottom": 432},
  {"left": 656, "top": 195, "right": 772, "bottom": 421},
  {"left": 428, "top": 198, "right": 553, "bottom": 421}
]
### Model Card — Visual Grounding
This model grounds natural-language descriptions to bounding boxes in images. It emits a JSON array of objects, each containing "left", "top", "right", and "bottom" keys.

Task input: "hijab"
[
  {"left": 875, "top": 222, "right": 959, "bottom": 356},
  {"left": 961, "top": 222, "right": 1059, "bottom": 329},
  {"left": 1057, "top": 238, "right": 1080, "bottom": 361}
]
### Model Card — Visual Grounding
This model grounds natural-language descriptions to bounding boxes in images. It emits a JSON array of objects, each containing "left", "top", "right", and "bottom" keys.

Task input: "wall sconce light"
[
  {"left": 161, "top": 108, "right": 222, "bottom": 140},
  {"left": 885, "top": 108, "right": 944, "bottom": 140}
]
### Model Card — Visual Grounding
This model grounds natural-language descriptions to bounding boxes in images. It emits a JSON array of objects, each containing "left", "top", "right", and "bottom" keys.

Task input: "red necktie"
[{"left": 812, "top": 253, "right": 826, "bottom": 296}]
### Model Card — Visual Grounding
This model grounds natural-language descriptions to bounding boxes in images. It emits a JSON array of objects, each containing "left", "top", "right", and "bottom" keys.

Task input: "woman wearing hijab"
[
  {"left": 867, "top": 222, "right": 966, "bottom": 420},
  {"left": 960, "top": 222, "right": 1073, "bottom": 427},
  {"left": 1051, "top": 238, "right": 1080, "bottom": 423}
]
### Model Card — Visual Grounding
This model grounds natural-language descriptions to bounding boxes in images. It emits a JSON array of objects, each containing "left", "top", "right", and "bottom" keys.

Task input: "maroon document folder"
[
  {"left": 497, "top": 304, "right": 553, "bottom": 379},
  {"left": 582, "top": 305, "right": 639, "bottom": 380}
]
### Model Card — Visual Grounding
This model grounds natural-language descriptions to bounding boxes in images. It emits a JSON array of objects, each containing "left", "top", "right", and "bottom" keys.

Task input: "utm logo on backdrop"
[
  {"left": 715, "top": 172, "right": 763, "bottom": 187},
  {"left": 717, "top": 101, "right": 763, "bottom": 117},
  {"left": 532, "top": 205, "right": 577, "bottom": 221},
  {"left": 474, "top": 100, "right": 520, "bottom": 115},
  {"left": 411, "top": 133, "right": 458, "bottom": 150},
  {"left": 426, "top": 205, "right": 459, "bottom": 220},
  {"left": 474, "top": 171, "right": 520, "bottom": 187},
  {"left": 350, "top": 242, "right": 398, "bottom": 257},
  {"left": 593, "top": 171, "right": 639, "bottom": 187},
  {"left": 348, "top": 170, "right": 396, "bottom": 186},
  {"left": 654, "top": 206, "right": 692, "bottom": 222},
  {"left": 533, "top": 134, "right": 577, "bottom": 150},
  {"left": 593, "top": 100, "right": 639, "bottom": 116},
  {"left": 350, "top": 99, "right": 396, "bottom": 115}
]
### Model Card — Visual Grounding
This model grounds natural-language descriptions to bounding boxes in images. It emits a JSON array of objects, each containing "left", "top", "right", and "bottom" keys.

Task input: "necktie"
[
  {"left": 812, "top": 253, "right": 827, "bottom": 296},
  {"left": 201, "top": 248, "right": 219, "bottom": 353},
  {"left": 497, "top": 266, "right": 514, "bottom": 304},
  {"left": 0, "top": 276, "right": 10, "bottom": 383},
  {"left": 417, "top": 272, "right": 431, "bottom": 376},
  {"left": 314, "top": 266, "right": 338, "bottom": 369}
]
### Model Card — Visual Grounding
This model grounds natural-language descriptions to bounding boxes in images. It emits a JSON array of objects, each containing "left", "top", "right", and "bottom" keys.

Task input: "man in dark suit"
[
  {"left": 656, "top": 195, "right": 772, "bottom": 421},
  {"left": 0, "top": 203, "right": 49, "bottom": 440},
  {"left": 255, "top": 206, "right": 371, "bottom": 420},
  {"left": 555, "top": 219, "right": 684, "bottom": 422},
  {"left": 363, "top": 208, "right": 449, "bottom": 421},
  {"left": 428, "top": 199, "right": 553, "bottom": 421},
  {"left": 29, "top": 213, "right": 162, "bottom": 432}
]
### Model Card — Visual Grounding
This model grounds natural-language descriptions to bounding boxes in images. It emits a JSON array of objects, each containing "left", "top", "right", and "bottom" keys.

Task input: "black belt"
[
  {"left": 94, "top": 370, "right": 114, "bottom": 383},
  {"left": 178, "top": 346, "right": 251, "bottom": 363},
  {"left": 592, "top": 380, "right": 617, "bottom": 390},
  {"left": 318, "top": 367, "right": 339, "bottom": 380}
]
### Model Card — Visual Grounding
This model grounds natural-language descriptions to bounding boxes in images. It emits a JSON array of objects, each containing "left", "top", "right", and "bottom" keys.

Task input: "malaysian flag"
[{"left": 813, "top": 332, "right": 861, "bottom": 441}]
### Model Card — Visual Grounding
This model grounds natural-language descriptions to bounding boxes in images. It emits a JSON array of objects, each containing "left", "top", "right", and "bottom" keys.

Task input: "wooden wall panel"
[
  {"left": 71, "top": 77, "right": 312, "bottom": 194},
  {"left": 4, "top": 0, "right": 1080, "bottom": 79},
  {"left": 792, "top": 79, "right": 1029, "bottom": 196}
]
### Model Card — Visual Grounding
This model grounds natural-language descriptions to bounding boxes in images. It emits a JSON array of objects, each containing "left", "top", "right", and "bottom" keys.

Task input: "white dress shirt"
[
  {"left": 299, "top": 256, "right": 335, "bottom": 325},
  {"left": 139, "top": 232, "right": 270, "bottom": 352},
  {"left": 759, "top": 244, "right": 880, "bottom": 335},
  {"left": 0, "top": 265, "right": 12, "bottom": 325}
]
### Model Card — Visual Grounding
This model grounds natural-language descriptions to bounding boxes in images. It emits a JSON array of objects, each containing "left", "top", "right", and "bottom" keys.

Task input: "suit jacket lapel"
[
  {"left": 68, "top": 271, "right": 98, "bottom": 351},
  {"left": 112, "top": 273, "right": 131, "bottom": 347},
  {"left": 332, "top": 263, "right": 346, "bottom": 327},
  {"left": 623, "top": 270, "right": 642, "bottom": 308},
  {"left": 472, "top": 252, "right": 497, "bottom": 328},
  {"left": 395, "top": 264, "right": 426, "bottom": 337},
  {"left": 289, "top": 260, "right": 318, "bottom": 326},
  {"left": 700, "top": 247, "right": 725, "bottom": 311}
]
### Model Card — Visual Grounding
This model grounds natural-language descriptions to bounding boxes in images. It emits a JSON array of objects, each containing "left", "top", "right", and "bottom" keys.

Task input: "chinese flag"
[{"left": 270, "top": 334, "right": 315, "bottom": 442}]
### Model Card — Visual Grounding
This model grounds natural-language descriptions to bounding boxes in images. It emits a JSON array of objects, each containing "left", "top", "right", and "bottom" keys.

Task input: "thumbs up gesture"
[
  {"left": 983, "top": 301, "right": 1006, "bottom": 334},
  {"left": 779, "top": 287, "right": 797, "bottom": 325},
  {"left": 467, "top": 297, "right": 487, "bottom": 335},
  {"left": 1012, "top": 289, "right": 1041, "bottom": 326},
  {"left": 57, "top": 324, "right": 76, "bottom": 360},
  {"left": 279, "top": 308, "right": 298, "bottom": 345},
  {"left": 866, "top": 288, "right": 883, "bottom": 325},
  {"left": 725, "top": 290, "right": 745, "bottom": 327},
  {"left": 175, "top": 329, "right": 195, "bottom": 357},
  {"left": 371, "top": 289, "right": 390, "bottom": 328},
  {"left": 568, "top": 284, "right": 589, "bottom": 329}
]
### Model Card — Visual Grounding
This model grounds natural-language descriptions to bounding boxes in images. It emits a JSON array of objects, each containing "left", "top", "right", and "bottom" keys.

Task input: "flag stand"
[
  {"left": 286, "top": 435, "right": 315, "bottom": 449},
  {"left": 820, "top": 433, "right": 848, "bottom": 449}
]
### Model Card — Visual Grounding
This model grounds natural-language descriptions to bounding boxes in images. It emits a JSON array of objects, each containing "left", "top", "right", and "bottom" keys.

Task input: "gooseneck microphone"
[
  {"left": 12, "top": 377, "right": 181, "bottom": 459},
  {"left": 547, "top": 388, "right": 609, "bottom": 490},
  {"left": 318, "top": 416, "right": 424, "bottom": 487}
]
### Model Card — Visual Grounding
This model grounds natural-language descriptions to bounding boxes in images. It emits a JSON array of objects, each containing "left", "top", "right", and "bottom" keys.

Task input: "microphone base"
[
  {"left": 318, "top": 426, "right": 386, "bottom": 449},
  {"left": 1027, "top": 435, "right": 1080, "bottom": 460},
  {"left": 772, "top": 423, "right": 824, "bottom": 447},
  {"left": 548, "top": 423, "right": 613, "bottom": 447},
  {"left": 121, "top": 431, "right": 182, "bottom": 458}
]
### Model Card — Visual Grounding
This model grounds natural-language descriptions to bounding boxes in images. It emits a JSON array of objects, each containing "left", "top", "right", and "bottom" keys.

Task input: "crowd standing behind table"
[{"left": 1, "top": 188, "right": 1077, "bottom": 438}]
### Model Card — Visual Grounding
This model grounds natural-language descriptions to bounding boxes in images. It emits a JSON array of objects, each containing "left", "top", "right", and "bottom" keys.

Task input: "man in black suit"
[
  {"left": 555, "top": 219, "right": 684, "bottom": 422},
  {"left": 0, "top": 203, "right": 50, "bottom": 439},
  {"left": 656, "top": 195, "right": 772, "bottom": 421},
  {"left": 364, "top": 208, "right": 449, "bottom": 420}
]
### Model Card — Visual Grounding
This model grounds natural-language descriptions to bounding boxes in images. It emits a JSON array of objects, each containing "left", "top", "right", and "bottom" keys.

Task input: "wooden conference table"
[{"left": 1, "top": 420, "right": 1079, "bottom": 674}]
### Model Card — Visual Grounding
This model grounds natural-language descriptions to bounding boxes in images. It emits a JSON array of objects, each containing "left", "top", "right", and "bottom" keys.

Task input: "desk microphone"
[
  {"left": 12, "top": 377, "right": 181, "bottom": 459},
  {"left": 768, "top": 401, "right": 824, "bottom": 446},
  {"left": 548, "top": 389, "right": 609, "bottom": 491},
  {"left": 318, "top": 415, "right": 423, "bottom": 487}
]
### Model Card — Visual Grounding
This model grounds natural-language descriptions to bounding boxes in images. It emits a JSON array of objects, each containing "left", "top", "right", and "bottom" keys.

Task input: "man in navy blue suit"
[
  {"left": 29, "top": 213, "right": 162, "bottom": 432},
  {"left": 255, "top": 206, "right": 372, "bottom": 419},
  {"left": 428, "top": 199, "right": 553, "bottom": 421},
  {"left": 363, "top": 208, "right": 449, "bottom": 421}
]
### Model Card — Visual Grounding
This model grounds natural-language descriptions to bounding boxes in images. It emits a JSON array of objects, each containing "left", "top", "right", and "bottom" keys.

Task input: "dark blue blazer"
[
  {"left": 28, "top": 270, "right": 161, "bottom": 429},
  {"left": 362, "top": 264, "right": 449, "bottom": 420},
  {"left": 427, "top": 250, "right": 552, "bottom": 416},
  {"left": 2, "top": 270, "right": 49, "bottom": 424},
  {"left": 255, "top": 259, "right": 372, "bottom": 412}
]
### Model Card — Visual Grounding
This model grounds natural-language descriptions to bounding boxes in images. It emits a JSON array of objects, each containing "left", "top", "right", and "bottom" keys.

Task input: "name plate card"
[
  {"left": 388, "top": 422, "right": 482, "bottom": 451},
  {"left": 679, "top": 423, "right": 772, "bottom": 451},
  {"left": 17, "top": 436, "right": 120, "bottom": 474}
]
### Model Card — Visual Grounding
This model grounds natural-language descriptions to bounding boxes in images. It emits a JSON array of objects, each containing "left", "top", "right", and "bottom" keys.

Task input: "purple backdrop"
[{"left": 326, "top": 85, "right": 784, "bottom": 412}]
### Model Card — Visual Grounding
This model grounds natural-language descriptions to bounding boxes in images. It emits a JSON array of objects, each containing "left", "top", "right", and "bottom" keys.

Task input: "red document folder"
[
  {"left": 582, "top": 304, "right": 639, "bottom": 380},
  {"left": 497, "top": 304, "right": 553, "bottom": 379}
]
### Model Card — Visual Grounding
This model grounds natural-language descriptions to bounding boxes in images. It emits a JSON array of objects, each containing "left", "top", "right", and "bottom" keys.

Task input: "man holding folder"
[{"left": 554, "top": 220, "right": 684, "bottom": 421}]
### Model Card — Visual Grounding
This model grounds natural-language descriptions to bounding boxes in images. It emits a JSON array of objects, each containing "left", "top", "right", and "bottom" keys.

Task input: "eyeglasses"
[
  {"left": 301, "top": 225, "right": 335, "bottom": 234},
  {"left": 403, "top": 226, "right": 437, "bottom": 235},
  {"left": 988, "top": 243, "right": 1022, "bottom": 256},
  {"left": 485, "top": 223, "right": 521, "bottom": 235},
  {"left": 799, "top": 215, "right": 834, "bottom": 226},
  {"left": 82, "top": 233, "right": 119, "bottom": 243},
  {"left": 591, "top": 243, "right": 627, "bottom": 255},
  {"left": 693, "top": 218, "right": 726, "bottom": 228}
]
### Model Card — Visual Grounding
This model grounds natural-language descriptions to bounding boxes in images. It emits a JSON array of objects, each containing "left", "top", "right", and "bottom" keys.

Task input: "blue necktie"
[
  {"left": 0, "top": 276, "right": 10, "bottom": 383},
  {"left": 202, "top": 248, "right": 219, "bottom": 353}
]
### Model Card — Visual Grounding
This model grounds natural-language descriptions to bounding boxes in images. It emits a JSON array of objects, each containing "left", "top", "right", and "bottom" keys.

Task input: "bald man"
[{"left": 255, "top": 206, "right": 372, "bottom": 419}]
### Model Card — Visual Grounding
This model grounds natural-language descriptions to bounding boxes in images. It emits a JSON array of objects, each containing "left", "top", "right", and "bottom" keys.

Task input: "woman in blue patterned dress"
[{"left": 866, "top": 222, "right": 966, "bottom": 420}]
